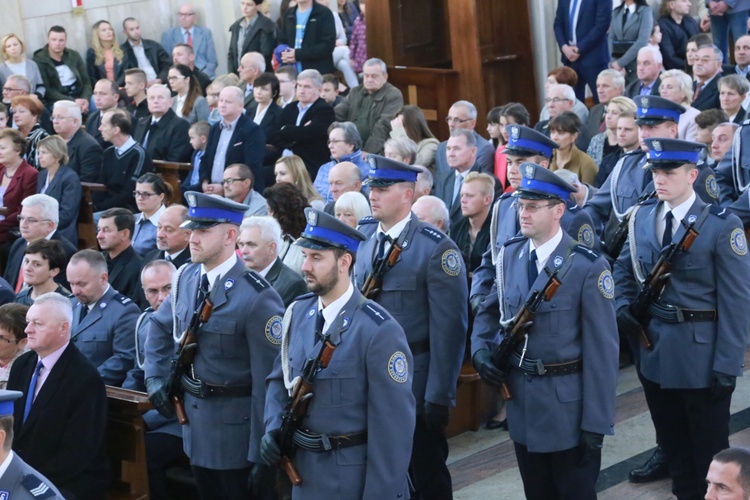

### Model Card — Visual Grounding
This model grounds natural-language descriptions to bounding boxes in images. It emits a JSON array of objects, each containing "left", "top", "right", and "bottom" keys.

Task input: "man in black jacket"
[
  {"left": 52, "top": 100, "right": 102, "bottom": 182},
  {"left": 97, "top": 208, "right": 146, "bottom": 307},
  {"left": 121, "top": 18, "right": 172, "bottom": 86},
  {"left": 132, "top": 84, "right": 192, "bottom": 163},
  {"left": 277, "top": 0, "right": 336, "bottom": 74}
]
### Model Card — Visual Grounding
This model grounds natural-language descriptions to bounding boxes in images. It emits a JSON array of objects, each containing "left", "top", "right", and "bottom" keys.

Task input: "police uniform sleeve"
[
  {"left": 728, "top": 190, "right": 750, "bottom": 229},
  {"left": 612, "top": 230, "right": 640, "bottom": 313},
  {"left": 580, "top": 256, "right": 619, "bottom": 436},
  {"left": 583, "top": 165, "right": 615, "bottom": 235},
  {"left": 425, "top": 237, "right": 468, "bottom": 407},
  {"left": 98, "top": 299, "right": 140, "bottom": 386},
  {"left": 470, "top": 280, "right": 502, "bottom": 357},
  {"left": 713, "top": 214, "right": 750, "bottom": 376},
  {"left": 263, "top": 350, "right": 286, "bottom": 433},
  {"left": 568, "top": 208, "right": 598, "bottom": 251},
  {"left": 144, "top": 292, "right": 177, "bottom": 381},
  {"left": 362, "top": 314, "right": 416, "bottom": 497}
]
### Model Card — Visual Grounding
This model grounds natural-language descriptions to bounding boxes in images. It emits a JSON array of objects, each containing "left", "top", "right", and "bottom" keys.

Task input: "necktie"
[
  {"left": 186, "top": 31, "right": 193, "bottom": 47},
  {"left": 693, "top": 83, "right": 702, "bottom": 103},
  {"left": 315, "top": 310, "right": 326, "bottom": 341},
  {"left": 143, "top": 121, "right": 157, "bottom": 149},
  {"left": 527, "top": 249, "right": 538, "bottom": 288},
  {"left": 23, "top": 360, "right": 44, "bottom": 423},
  {"left": 662, "top": 211, "right": 674, "bottom": 248},
  {"left": 79, "top": 305, "right": 89, "bottom": 324},
  {"left": 14, "top": 265, "right": 24, "bottom": 294},
  {"left": 165, "top": 254, "right": 172, "bottom": 262},
  {"left": 569, "top": 0, "right": 581, "bottom": 39},
  {"left": 622, "top": 8, "right": 629, "bottom": 30},
  {"left": 196, "top": 274, "right": 209, "bottom": 309},
  {"left": 453, "top": 173, "right": 463, "bottom": 205},
  {"left": 375, "top": 232, "right": 388, "bottom": 261}
]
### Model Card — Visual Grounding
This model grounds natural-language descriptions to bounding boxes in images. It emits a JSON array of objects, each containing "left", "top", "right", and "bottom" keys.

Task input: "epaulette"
[
  {"left": 709, "top": 205, "right": 729, "bottom": 219},
  {"left": 113, "top": 293, "right": 132, "bottom": 305},
  {"left": 573, "top": 244, "right": 599, "bottom": 261},
  {"left": 295, "top": 291, "right": 316, "bottom": 302},
  {"left": 419, "top": 225, "right": 444, "bottom": 242},
  {"left": 498, "top": 191, "right": 514, "bottom": 200},
  {"left": 358, "top": 215, "right": 377, "bottom": 225},
  {"left": 21, "top": 474, "right": 56, "bottom": 499},
  {"left": 503, "top": 235, "right": 527, "bottom": 247},
  {"left": 743, "top": 118, "right": 750, "bottom": 126},
  {"left": 362, "top": 301, "right": 390, "bottom": 325},
  {"left": 639, "top": 197, "right": 658, "bottom": 206},
  {"left": 243, "top": 270, "right": 268, "bottom": 291},
  {"left": 623, "top": 149, "right": 646, "bottom": 157}
]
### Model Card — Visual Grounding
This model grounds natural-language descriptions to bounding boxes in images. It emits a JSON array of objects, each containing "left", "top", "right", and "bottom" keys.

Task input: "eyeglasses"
[
  {"left": 208, "top": 92, "right": 220, "bottom": 98},
  {"left": 222, "top": 178, "right": 247, "bottom": 186},
  {"left": 51, "top": 115, "right": 72, "bottom": 121},
  {"left": 445, "top": 116, "right": 471, "bottom": 124},
  {"left": 17, "top": 216, "right": 51, "bottom": 224},
  {"left": 178, "top": 12, "right": 195, "bottom": 17},
  {"left": 2, "top": 87, "right": 23, "bottom": 93},
  {"left": 133, "top": 191, "right": 157, "bottom": 198},
  {"left": 144, "top": 284, "right": 172, "bottom": 297},
  {"left": 327, "top": 139, "right": 347, "bottom": 145},
  {"left": 512, "top": 201, "right": 557, "bottom": 213},
  {"left": 167, "top": 75, "right": 186, "bottom": 81},
  {"left": 545, "top": 97, "right": 571, "bottom": 104},
  {"left": 0, "top": 336, "right": 18, "bottom": 345}
]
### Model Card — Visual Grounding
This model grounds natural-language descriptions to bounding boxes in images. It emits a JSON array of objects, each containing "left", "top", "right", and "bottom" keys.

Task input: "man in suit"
[
  {"left": 615, "top": 138, "right": 750, "bottom": 499},
  {"left": 7, "top": 293, "right": 109, "bottom": 499},
  {"left": 277, "top": 0, "right": 336, "bottom": 74},
  {"left": 85, "top": 79, "right": 119, "bottom": 149},
  {"left": 142, "top": 205, "right": 192, "bottom": 269},
  {"left": 324, "top": 161, "right": 364, "bottom": 215},
  {"left": 97, "top": 208, "right": 146, "bottom": 307},
  {"left": 133, "top": 84, "right": 192, "bottom": 163},
  {"left": 238, "top": 216, "right": 306, "bottom": 307},
  {"left": 553, "top": 0, "right": 612, "bottom": 103},
  {"left": 722, "top": 35, "right": 750, "bottom": 82},
  {"left": 144, "top": 192, "right": 285, "bottom": 499},
  {"left": 161, "top": 4, "right": 218, "bottom": 78},
  {"left": 472, "top": 163, "right": 618, "bottom": 498},
  {"left": 4, "top": 195, "right": 77, "bottom": 294},
  {"left": 121, "top": 17, "right": 172, "bottom": 86},
  {"left": 172, "top": 44, "right": 212, "bottom": 94},
  {"left": 52, "top": 100, "right": 101, "bottom": 183},
  {"left": 200, "top": 86, "right": 266, "bottom": 194},
  {"left": 535, "top": 84, "right": 592, "bottom": 150},
  {"left": 0, "top": 390, "right": 63, "bottom": 499},
  {"left": 353, "top": 155, "right": 468, "bottom": 499},
  {"left": 625, "top": 46, "right": 663, "bottom": 99},
  {"left": 582, "top": 70, "right": 626, "bottom": 143},
  {"left": 238, "top": 52, "right": 265, "bottom": 111},
  {"left": 222, "top": 163, "right": 267, "bottom": 217},
  {"left": 272, "top": 69, "right": 335, "bottom": 178},
  {"left": 434, "top": 100, "right": 495, "bottom": 178},
  {"left": 693, "top": 45, "right": 724, "bottom": 111}
]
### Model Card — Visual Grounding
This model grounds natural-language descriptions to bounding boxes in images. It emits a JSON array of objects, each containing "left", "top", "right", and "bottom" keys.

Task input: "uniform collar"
[
  {"left": 529, "top": 227, "right": 564, "bottom": 270},
  {"left": 377, "top": 213, "right": 411, "bottom": 241},
  {"left": 317, "top": 281, "right": 355, "bottom": 336},
  {"left": 202, "top": 253, "right": 239, "bottom": 289}
]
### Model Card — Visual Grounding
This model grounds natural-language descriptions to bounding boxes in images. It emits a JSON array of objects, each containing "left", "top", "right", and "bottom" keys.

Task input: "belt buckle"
[
  {"left": 535, "top": 359, "right": 546, "bottom": 376},
  {"left": 674, "top": 307, "right": 684, "bottom": 323},
  {"left": 320, "top": 434, "right": 332, "bottom": 451}
]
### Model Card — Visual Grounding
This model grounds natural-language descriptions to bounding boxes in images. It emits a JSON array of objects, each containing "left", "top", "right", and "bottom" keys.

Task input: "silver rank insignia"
[{"left": 640, "top": 96, "right": 649, "bottom": 108}]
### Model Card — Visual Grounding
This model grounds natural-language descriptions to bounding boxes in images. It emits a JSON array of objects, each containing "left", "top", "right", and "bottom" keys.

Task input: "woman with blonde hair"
[
  {"left": 86, "top": 20, "right": 126, "bottom": 86},
  {"left": 36, "top": 135, "right": 80, "bottom": 245},
  {"left": 273, "top": 155, "right": 325, "bottom": 210},
  {"left": 587, "top": 96, "right": 637, "bottom": 167},
  {"left": 0, "top": 34, "right": 44, "bottom": 98},
  {"left": 335, "top": 191, "right": 371, "bottom": 228},
  {"left": 659, "top": 68, "right": 700, "bottom": 141}
]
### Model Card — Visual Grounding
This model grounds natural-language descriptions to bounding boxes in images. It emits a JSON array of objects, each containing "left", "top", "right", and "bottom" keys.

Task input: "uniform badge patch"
[
  {"left": 578, "top": 224, "right": 595, "bottom": 248},
  {"left": 308, "top": 307, "right": 316, "bottom": 317},
  {"left": 342, "top": 317, "right": 350, "bottom": 328},
  {"left": 441, "top": 249, "right": 462, "bottom": 276},
  {"left": 706, "top": 174, "right": 720, "bottom": 199},
  {"left": 0, "top": 491, "right": 8, "bottom": 500},
  {"left": 688, "top": 215, "right": 697, "bottom": 224},
  {"left": 598, "top": 270, "right": 615, "bottom": 299},
  {"left": 187, "top": 193, "right": 197, "bottom": 206},
  {"left": 651, "top": 140, "right": 662, "bottom": 152},
  {"left": 224, "top": 278, "right": 234, "bottom": 290},
  {"left": 388, "top": 351, "right": 408, "bottom": 383},
  {"left": 100, "top": 302, "right": 107, "bottom": 309},
  {"left": 553, "top": 255, "right": 563, "bottom": 268},
  {"left": 511, "top": 126, "right": 519, "bottom": 140},
  {"left": 524, "top": 164, "right": 534, "bottom": 178},
  {"left": 265, "top": 316, "right": 283, "bottom": 345},
  {"left": 731, "top": 228, "right": 748, "bottom": 256}
]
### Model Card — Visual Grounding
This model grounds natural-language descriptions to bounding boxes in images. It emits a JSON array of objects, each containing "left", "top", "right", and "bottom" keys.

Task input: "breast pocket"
[
  {"left": 533, "top": 293, "right": 574, "bottom": 337},
  {"left": 316, "top": 360, "right": 361, "bottom": 407},
  {"left": 199, "top": 318, "right": 239, "bottom": 355},
  {"left": 381, "top": 275, "right": 418, "bottom": 314},
  {"left": 82, "top": 330, "right": 112, "bottom": 360},
  {"left": 615, "top": 182, "right": 638, "bottom": 211}
]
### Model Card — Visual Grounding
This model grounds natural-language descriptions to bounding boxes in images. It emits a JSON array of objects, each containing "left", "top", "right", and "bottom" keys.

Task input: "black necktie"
[
  {"left": 79, "top": 305, "right": 88, "bottom": 324},
  {"left": 196, "top": 274, "right": 209, "bottom": 309},
  {"left": 662, "top": 211, "right": 674, "bottom": 248},
  {"left": 527, "top": 249, "right": 538, "bottom": 288},
  {"left": 143, "top": 121, "right": 157, "bottom": 149},
  {"left": 315, "top": 310, "right": 326, "bottom": 341},
  {"left": 622, "top": 8, "right": 629, "bottom": 30},
  {"left": 375, "top": 233, "right": 388, "bottom": 261}
]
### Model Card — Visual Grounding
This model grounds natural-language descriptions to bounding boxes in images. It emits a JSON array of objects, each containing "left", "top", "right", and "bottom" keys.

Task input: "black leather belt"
[
  {"left": 508, "top": 351, "right": 582, "bottom": 376},
  {"left": 292, "top": 429, "right": 367, "bottom": 452},
  {"left": 648, "top": 302, "right": 717, "bottom": 323},
  {"left": 181, "top": 374, "right": 252, "bottom": 398},
  {"left": 409, "top": 338, "right": 430, "bottom": 356}
]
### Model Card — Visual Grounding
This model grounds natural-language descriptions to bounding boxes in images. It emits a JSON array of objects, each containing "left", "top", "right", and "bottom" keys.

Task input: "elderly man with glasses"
[{"left": 434, "top": 100, "right": 496, "bottom": 179}]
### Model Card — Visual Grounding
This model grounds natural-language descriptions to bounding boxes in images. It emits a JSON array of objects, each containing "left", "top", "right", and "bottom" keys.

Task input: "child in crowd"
[
  {"left": 183, "top": 120, "right": 210, "bottom": 194},
  {"left": 321, "top": 74, "right": 343, "bottom": 107}
]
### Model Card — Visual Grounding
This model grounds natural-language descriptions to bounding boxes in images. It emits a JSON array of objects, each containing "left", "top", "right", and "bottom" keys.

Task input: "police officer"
[
  {"left": 0, "top": 390, "right": 63, "bottom": 499},
  {"left": 144, "top": 192, "right": 285, "bottom": 499},
  {"left": 472, "top": 163, "right": 618, "bottom": 499},
  {"left": 715, "top": 118, "right": 750, "bottom": 204},
  {"left": 470, "top": 125, "right": 596, "bottom": 313},
  {"left": 353, "top": 155, "right": 467, "bottom": 499},
  {"left": 614, "top": 138, "right": 750, "bottom": 499},
  {"left": 260, "top": 209, "right": 416, "bottom": 497}
]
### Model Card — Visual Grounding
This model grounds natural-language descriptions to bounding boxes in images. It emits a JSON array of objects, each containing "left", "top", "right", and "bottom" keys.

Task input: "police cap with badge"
[
  {"left": 181, "top": 191, "right": 248, "bottom": 229},
  {"left": 504, "top": 125, "right": 559, "bottom": 159},
  {"left": 296, "top": 208, "right": 366, "bottom": 253},
  {"left": 635, "top": 95, "right": 685, "bottom": 126},
  {"left": 642, "top": 138, "right": 705, "bottom": 170},
  {"left": 363, "top": 154, "right": 422, "bottom": 188},
  {"left": 515, "top": 162, "right": 576, "bottom": 201}
]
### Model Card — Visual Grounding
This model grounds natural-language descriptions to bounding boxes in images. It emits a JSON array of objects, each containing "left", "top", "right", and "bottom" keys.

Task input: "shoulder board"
[
  {"left": 498, "top": 192, "right": 513, "bottom": 200},
  {"left": 295, "top": 291, "right": 316, "bottom": 301},
  {"left": 639, "top": 197, "right": 658, "bottom": 206},
  {"left": 743, "top": 119, "right": 750, "bottom": 126},
  {"left": 358, "top": 215, "right": 378, "bottom": 225},
  {"left": 21, "top": 473, "right": 56, "bottom": 499},
  {"left": 503, "top": 235, "right": 527, "bottom": 247},
  {"left": 244, "top": 270, "right": 269, "bottom": 291},
  {"left": 567, "top": 203, "right": 581, "bottom": 212},
  {"left": 361, "top": 301, "right": 390, "bottom": 325},
  {"left": 113, "top": 293, "right": 132, "bottom": 305},
  {"left": 573, "top": 244, "right": 599, "bottom": 261},
  {"left": 419, "top": 225, "right": 444, "bottom": 242},
  {"left": 623, "top": 149, "right": 646, "bottom": 157},
  {"left": 709, "top": 205, "right": 729, "bottom": 219}
]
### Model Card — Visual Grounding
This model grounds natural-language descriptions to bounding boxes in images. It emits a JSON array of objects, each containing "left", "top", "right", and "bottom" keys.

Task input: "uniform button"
[
  {"left": 551, "top": 304, "right": 557, "bottom": 309},
  {"left": 526, "top": 377, "right": 532, "bottom": 382},
  {"left": 192, "top": 403, "right": 198, "bottom": 409}
]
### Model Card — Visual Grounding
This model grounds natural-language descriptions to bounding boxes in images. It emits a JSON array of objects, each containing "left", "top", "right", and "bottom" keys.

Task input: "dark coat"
[
  {"left": 553, "top": 0, "right": 611, "bottom": 69},
  {"left": 658, "top": 14, "right": 700, "bottom": 71},
  {"left": 36, "top": 166, "right": 81, "bottom": 246},
  {"left": 84, "top": 110, "right": 112, "bottom": 150},
  {"left": 625, "top": 76, "right": 662, "bottom": 99},
  {"left": 265, "top": 257, "right": 307, "bottom": 307},
  {"left": 227, "top": 13, "right": 277, "bottom": 74},
  {"left": 249, "top": 101, "right": 283, "bottom": 165},
  {"left": 105, "top": 246, "right": 146, "bottom": 307},
  {"left": 4, "top": 232, "right": 78, "bottom": 291},
  {"left": 85, "top": 47, "right": 126, "bottom": 86},
  {"left": 692, "top": 74, "right": 723, "bottom": 111},
  {"left": 65, "top": 129, "right": 102, "bottom": 182},
  {"left": 277, "top": 2, "right": 336, "bottom": 74},
  {"left": 120, "top": 38, "right": 172, "bottom": 83},
  {"left": 133, "top": 108, "right": 192, "bottom": 163},
  {"left": 141, "top": 247, "right": 191, "bottom": 270}
]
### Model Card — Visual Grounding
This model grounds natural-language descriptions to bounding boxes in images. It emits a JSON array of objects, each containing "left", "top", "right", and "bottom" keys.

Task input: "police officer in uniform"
[
  {"left": 0, "top": 390, "right": 63, "bottom": 499},
  {"left": 472, "top": 163, "right": 619, "bottom": 499},
  {"left": 260, "top": 208, "right": 416, "bottom": 498},
  {"left": 354, "top": 156, "right": 467, "bottom": 499},
  {"left": 144, "top": 192, "right": 285, "bottom": 499},
  {"left": 614, "top": 138, "right": 750, "bottom": 499},
  {"left": 715, "top": 117, "right": 750, "bottom": 204},
  {"left": 470, "top": 125, "right": 597, "bottom": 313}
]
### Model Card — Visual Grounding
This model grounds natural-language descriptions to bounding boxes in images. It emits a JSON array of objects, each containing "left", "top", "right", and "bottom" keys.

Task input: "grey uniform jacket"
[
  {"left": 0, "top": 453, "right": 63, "bottom": 500},
  {"left": 264, "top": 289, "right": 415, "bottom": 499},
  {"left": 472, "top": 232, "right": 619, "bottom": 453},
  {"left": 614, "top": 197, "right": 750, "bottom": 388},
  {"left": 354, "top": 215, "right": 468, "bottom": 411},
  {"left": 70, "top": 286, "right": 139, "bottom": 386},
  {"left": 144, "top": 258, "right": 284, "bottom": 467}
]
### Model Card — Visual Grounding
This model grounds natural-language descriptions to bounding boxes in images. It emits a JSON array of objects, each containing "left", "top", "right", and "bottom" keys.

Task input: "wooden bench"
[
  {"left": 153, "top": 160, "right": 192, "bottom": 206},
  {"left": 447, "top": 361, "right": 500, "bottom": 437},
  {"left": 78, "top": 182, "right": 106, "bottom": 250}
]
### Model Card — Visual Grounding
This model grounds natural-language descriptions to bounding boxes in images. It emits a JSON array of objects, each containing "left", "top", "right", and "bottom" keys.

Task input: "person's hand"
[
  {"left": 610, "top": 61, "right": 622, "bottom": 72},
  {"left": 472, "top": 349, "right": 506, "bottom": 388},
  {"left": 424, "top": 402, "right": 450, "bottom": 432},
  {"left": 710, "top": 372, "right": 736, "bottom": 402},
  {"left": 616, "top": 306, "right": 641, "bottom": 340},
  {"left": 562, "top": 44, "right": 578, "bottom": 62},
  {"left": 145, "top": 377, "right": 175, "bottom": 418},
  {"left": 281, "top": 49, "right": 297, "bottom": 64},
  {"left": 202, "top": 182, "right": 224, "bottom": 196},
  {"left": 75, "top": 98, "right": 89, "bottom": 114},
  {"left": 578, "top": 431, "right": 604, "bottom": 466},
  {"left": 701, "top": 15, "right": 712, "bottom": 31},
  {"left": 390, "top": 114, "right": 404, "bottom": 131},
  {"left": 260, "top": 429, "right": 282, "bottom": 466}
]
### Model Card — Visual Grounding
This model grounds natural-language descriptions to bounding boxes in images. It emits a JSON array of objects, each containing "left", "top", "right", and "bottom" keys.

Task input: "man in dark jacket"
[
  {"left": 227, "top": 0, "right": 277, "bottom": 74},
  {"left": 121, "top": 18, "right": 172, "bottom": 86},
  {"left": 33, "top": 26, "right": 92, "bottom": 112},
  {"left": 132, "top": 84, "right": 192, "bottom": 163},
  {"left": 277, "top": 0, "right": 336, "bottom": 74}
]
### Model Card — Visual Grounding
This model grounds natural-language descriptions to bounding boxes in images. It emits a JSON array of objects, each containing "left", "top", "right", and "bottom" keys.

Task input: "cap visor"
[
  {"left": 504, "top": 147, "right": 543, "bottom": 158},
  {"left": 294, "top": 237, "right": 335, "bottom": 250},
  {"left": 635, "top": 117, "right": 671, "bottom": 126},
  {"left": 180, "top": 220, "right": 222, "bottom": 230},
  {"left": 364, "top": 178, "right": 401, "bottom": 188},
  {"left": 513, "top": 190, "right": 561, "bottom": 201},
  {"left": 642, "top": 161, "right": 688, "bottom": 170}
]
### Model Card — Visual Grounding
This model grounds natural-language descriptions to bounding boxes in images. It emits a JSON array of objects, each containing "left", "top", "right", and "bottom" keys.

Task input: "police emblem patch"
[
  {"left": 100, "top": 302, "right": 107, "bottom": 309},
  {"left": 731, "top": 228, "right": 748, "bottom": 256},
  {"left": 688, "top": 214, "right": 697, "bottom": 224},
  {"left": 553, "top": 255, "right": 563, "bottom": 268},
  {"left": 441, "top": 249, "right": 462, "bottom": 276},
  {"left": 524, "top": 164, "right": 534, "bottom": 178},
  {"left": 307, "top": 210, "right": 317, "bottom": 226},
  {"left": 651, "top": 140, "right": 662, "bottom": 152},
  {"left": 367, "top": 155, "right": 377, "bottom": 173},
  {"left": 511, "top": 126, "right": 519, "bottom": 140},
  {"left": 224, "top": 278, "right": 234, "bottom": 290},
  {"left": 342, "top": 317, "right": 350, "bottom": 328},
  {"left": 706, "top": 174, "right": 720, "bottom": 199},
  {"left": 598, "top": 270, "right": 615, "bottom": 299},
  {"left": 265, "top": 315, "right": 283, "bottom": 345},
  {"left": 388, "top": 351, "right": 408, "bottom": 383},
  {"left": 578, "top": 224, "right": 595, "bottom": 248},
  {"left": 0, "top": 491, "right": 8, "bottom": 500},
  {"left": 308, "top": 307, "right": 316, "bottom": 317},
  {"left": 187, "top": 193, "right": 197, "bottom": 206}
]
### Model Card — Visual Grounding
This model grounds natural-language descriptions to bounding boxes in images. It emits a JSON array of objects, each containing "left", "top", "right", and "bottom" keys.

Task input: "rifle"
[
  {"left": 361, "top": 237, "right": 402, "bottom": 299},
  {"left": 277, "top": 336, "right": 336, "bottom": 485},
  {"left": 490, "top": 269, "right": 562, "bottom": 400},
  {"left": 606, "top": 191, "right": 657, "bottom": 260},
  {"left": 167, "top": 297, "right": 214, "bottom": 425},
  {"left": 629, "top": 218, "right": 700, "bottom": 349}
]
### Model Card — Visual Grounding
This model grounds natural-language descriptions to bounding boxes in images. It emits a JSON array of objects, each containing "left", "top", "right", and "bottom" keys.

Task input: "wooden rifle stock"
[{"left": 362, "top": 241, "right": 402, "bottom": 299}]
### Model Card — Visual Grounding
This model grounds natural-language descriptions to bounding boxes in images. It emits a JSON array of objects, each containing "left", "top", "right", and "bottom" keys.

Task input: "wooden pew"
[
  {"left": 78, "top": 182, "right": 106, "bottom": 250},
  {"left": 153, "top": 160, "right": 192, "bottom": 206},
  {"left": 105, "top": 387, "right": 152, "bottom": 500},
  {"left": 447, "top": 362, "right": 500, "bottom": 438}
]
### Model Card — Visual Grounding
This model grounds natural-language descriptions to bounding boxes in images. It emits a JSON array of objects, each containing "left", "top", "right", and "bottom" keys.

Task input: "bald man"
[
  {"left": 324, "top": 161, "right": 364, "bottom": 215},
  {"left": 133, "top": 84, "right": 192, "bottom": 162},
  {"left": 238, "top": 51, "right": 266, "bottom": 109}
]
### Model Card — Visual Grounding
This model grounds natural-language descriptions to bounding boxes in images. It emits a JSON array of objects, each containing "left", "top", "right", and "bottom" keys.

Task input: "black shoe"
[
  {"left": 628, "top": 447, "right": 669, "bottom": 483},
  {"left": 484, "top": 419, "right": 508, "bottom": 430}
]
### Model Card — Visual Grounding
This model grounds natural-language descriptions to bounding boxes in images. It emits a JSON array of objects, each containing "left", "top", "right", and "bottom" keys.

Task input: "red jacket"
[{"left": 0, "top": 160, "right": 38, "bottom": 244}]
